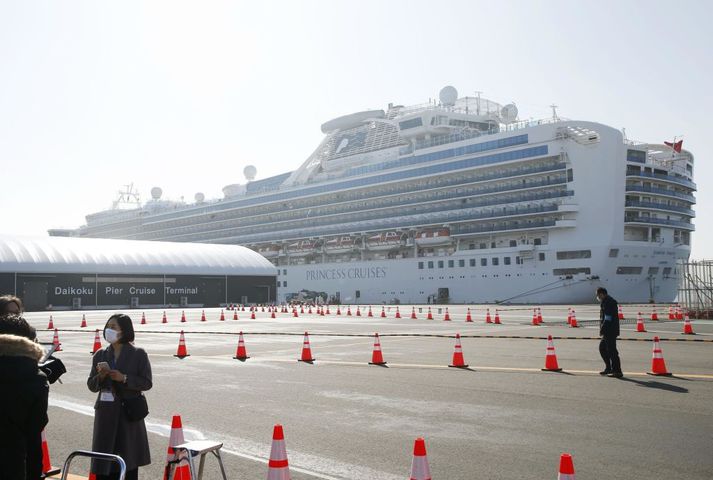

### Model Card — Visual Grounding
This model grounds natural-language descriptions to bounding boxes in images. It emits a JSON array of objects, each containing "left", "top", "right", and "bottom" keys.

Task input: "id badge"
[{"left": 100, "top": 389, "right": 115, "bottom": 402}]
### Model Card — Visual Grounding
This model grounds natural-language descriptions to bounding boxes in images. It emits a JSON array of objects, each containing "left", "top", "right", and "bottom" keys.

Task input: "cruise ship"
[{"left": 50, "top": 87, "right": 696, "bottom": 304}]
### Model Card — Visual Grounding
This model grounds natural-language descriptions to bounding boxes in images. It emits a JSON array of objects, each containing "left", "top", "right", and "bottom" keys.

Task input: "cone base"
[
  {"left": 369, "top": 361, "right": 387, "bottom": 366},
  {"left": 233, "top": 356, "right": 250, "bottom": 361},
  {"left": 647, "top": 371, "right": 672, "bottom": 376},
  {"left": 681, "top": 332, "right": 696, "bottom": 335},
  {"left": 298, "top": 358, "right": 315, "bottom": 363},
  {"left": 448, "top": 364, "right": 470, "bottom": 368},
  {"left": 541, "top": 368, "right": 563, "bottom": 372},
  {"left": 174, "top": 354, "right": 190, "bottom": 359},
  {"left": 45, "top": 467, "right": 61, "bottom": 477}
]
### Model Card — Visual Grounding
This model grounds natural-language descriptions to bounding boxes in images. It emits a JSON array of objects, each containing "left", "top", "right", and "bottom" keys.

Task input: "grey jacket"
[{"left": 87, "top": 343, "right": 152, "bottom": 474}]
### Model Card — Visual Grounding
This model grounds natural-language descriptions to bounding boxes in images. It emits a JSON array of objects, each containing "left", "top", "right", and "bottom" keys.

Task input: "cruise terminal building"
[{"left": 0, "top": 235, "right": 277, "bottom": 311}]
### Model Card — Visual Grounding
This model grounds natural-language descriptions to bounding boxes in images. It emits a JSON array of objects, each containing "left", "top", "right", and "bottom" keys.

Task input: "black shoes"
[
  {"left": 608, "top": 371, "right": 624, "bottom": 378},
  {"left": 599, "top": 369, "right": 612, "bottom": 375}
]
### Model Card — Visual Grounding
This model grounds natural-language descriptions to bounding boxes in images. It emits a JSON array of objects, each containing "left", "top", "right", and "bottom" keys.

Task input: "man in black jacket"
[{"left": 596, "top": 287, "right": 622, "bottom": 377}]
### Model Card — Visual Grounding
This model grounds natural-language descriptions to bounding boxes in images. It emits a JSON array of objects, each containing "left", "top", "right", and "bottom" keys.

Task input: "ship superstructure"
[{"left": 52, "top": 87, "right": 695, "bottom": 304}]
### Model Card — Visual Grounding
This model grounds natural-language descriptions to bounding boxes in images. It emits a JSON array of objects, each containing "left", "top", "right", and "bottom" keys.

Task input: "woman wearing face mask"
[{"left": 87, "top": 314, "right": 152, "bottom": 480}]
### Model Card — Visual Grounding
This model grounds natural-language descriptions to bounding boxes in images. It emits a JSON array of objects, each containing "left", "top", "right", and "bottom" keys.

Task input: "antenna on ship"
[
  {"left": 112, "top": 183, "right": 141, "bottom": 210},
  {"left": 549, "top": 104, "right": 559, "bottom": 120},
  {"left": 474, "top": 91, "right": 482, "bottom": 115}
]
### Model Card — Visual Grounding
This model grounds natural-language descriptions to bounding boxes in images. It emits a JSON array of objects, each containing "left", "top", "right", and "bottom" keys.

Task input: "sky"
[{"left": 1, "top": 0, "right": 711, "bottom": 258}]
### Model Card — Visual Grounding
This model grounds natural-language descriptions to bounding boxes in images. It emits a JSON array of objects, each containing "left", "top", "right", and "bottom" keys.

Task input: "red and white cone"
[
  {"left": 346, "top": 306, "right": 352, "bottom": 316},
  {"left": 220, "top": 309, "right": 226, "bottom": 321},
  {"left": 41, "top": 429, "right": 60, "bottom": 476},
  {"left": 567, "top": 307, "right": 572, "bottom": 325},
  {"left": 293, "top": 308, "right": 299, "bottom": 318},
  {"left": 465, "top": 308, "right": 472, "bottom": 322},
  {"left": 163, "top": 415, "right": 190, "bottom": 480},
  {"left": 494, "top": 309, "right": 501, "bottom": 324},
  {"left": 427, "top": 307, "right": 433, "bottom": 320},
  {"left": 542, "top": 335, "right": 562, "bottom": 372},
  {"left": 80, "top": 314, "right": 87, "bottom": 328},
  {"left": 271, "top": 310, "right": 276, "bottom": 319},
  {"left": 647, "top": 336, "right": 671, "bottom": 376},
  {"left": 636, "top": 312, "right": 646, "bottom": 332},
  {"left": 234, "top": 331, "right": 250, "bottom": 360},
  {"left": 368, "top": 306, "right": 373, "bottom": 317},
  {"left": 395, "top": 307, "right": 401, "bottom": 319},
  {"left": 47, "top": 315, "right": 54, "bottom": 329},
  {"left": 409, "top": 437, "right": 432, "bottom": 480},
  {"left": 308, "top": 306, "right": 313, "bottom": 314},
  {"left": 537, "top": 307, "right": 543, "bottom": 324},
  {"left": 336, "top": 306, "right": 341, "bottom": 315},
  {"left": 682, "top": 313, "right": 695, "bottom": 335},
  {"left": 380, "top": 306, "right": 386, "bottom": 318},
  {"left": 676, "top": 304, "right": 683, "bottom": 320},
  {"left": 90, "top": 329, "right": 102, "bottom": 354},
  {"left": 267, "top": 424, "right": 291, "bottom": 480},
  {"left": 443, "top": 307, "right": 450, "bottom": 321},
  {"left": 162, "top": 311, "right": 168, "bottom": 324},
  {"left": 532, "top": 308, "right": 539, "bottom": 326},
  {"left": 369, "top": 333, "right": 387, "bottom": 365},
  {"left": 326, "top": 306, "right": 331, "bottom": 315},
  {"left": 174, "top": 331, "right": 190, "bottom": 358},
  {"left": 411, "top": 307, "right": 417, "bottom": 319},
  {"left": 448, "top": 333, "right": 468, "bottom": 368},
  {"left": 485, "top": 308, "right": 492, "bottom": 324},
  {"left": 141, "top": 312, "right": 147, "bottom": 325},
  {"left": 181, "top": 311, "right": 186, "bottom": 323},
  {"left": 356, "top": 306, "right": 361, "bottom": 316},
  {"left": 618, "top": 304, "right": 624, "bottom": 320},
  {"left": 651, "top": 306, "right": 658, "bottom": 321},
  {"left": 570, "top": 309, "right": 578, "bottom": 328},
  {"left": 668, "top": 305, "right": 674, "bottom": 320},
  {"left": 233, "top": 310, "right": 239, "bottom": 320},
  {"left": 251, "top": 311, "right": 256, "bottom": 319},
  {"left": 52, "top": 328, "right": 62, "bottom": 352},
  {"left": 298, "top": 331, "right": 315, "bottom": 363},
  {"left": 200, "top": 310, "right": 206, "bottom": 322},
  {"left": 300, "top": 305, "right": 304, "bottom": 314},
  {"left": 557, "top": 453, "right": 576, "bottom": 480}
]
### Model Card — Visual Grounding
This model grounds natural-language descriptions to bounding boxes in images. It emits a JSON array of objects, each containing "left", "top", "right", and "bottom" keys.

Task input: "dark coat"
[
  {"left": 0, "top": 334, "right": 49, "bottom": 480},
  {"left": 599, "top": 295, "right": 620, "bottom": 337},
  {"left": 87, "top": 343, "right": 152, "bottom": 475}
]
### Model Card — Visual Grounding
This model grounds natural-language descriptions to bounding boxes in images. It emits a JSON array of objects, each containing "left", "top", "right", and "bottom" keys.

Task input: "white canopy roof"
[{"left": 0, "top": 235, "right": 276, "bottom": 276}]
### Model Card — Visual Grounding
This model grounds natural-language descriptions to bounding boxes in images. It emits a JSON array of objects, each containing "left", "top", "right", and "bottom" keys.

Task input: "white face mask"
[{"left": 104, "top": 328, "right": 120, "bottom": 344}]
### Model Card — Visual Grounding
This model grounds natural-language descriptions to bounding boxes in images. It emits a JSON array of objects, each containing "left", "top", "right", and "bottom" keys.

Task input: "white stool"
[{"left": 171, "top": 440, "right": 228, "bottom": 480}]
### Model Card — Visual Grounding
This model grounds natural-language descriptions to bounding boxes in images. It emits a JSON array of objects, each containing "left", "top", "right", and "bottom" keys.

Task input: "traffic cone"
[
  {"left": 651, "top": 305, "right": 658, "bottom": 321},
  {"left": 266, "top": 424, "right": 290, "bottom": 480},
  {"left": 233, "top": 310, "right": 239, "bottom": 320},
  {"left": 676, "top": 305, "right": 683, "bottom": 320},
  {"left": 80, "top": 314, "right": 87, "bottom": 328},
  {"left": 618, "top": 304, "right": 624, "bottom": 320},
  {"left": 220, "top": 309, "right": 225, "bottom": 321},
  {"left": 668, "top": 305, "right": 674, "bottom": 320},
  {"left": 411, "top": 307, "right": 417, "bottom": 319},
  {"left": 163, "top": 415, "right": 190, "bottom": 480},
  {"left": 494, "top": 309, "right": 501, "bottom": 325},
  {"left": 181, "top": 311, "right": 186, "bottom": 323},
  {"left": 443, "top": 307, "right": 450, "bottom": 321},
  {"left": 380, "top": 306, "right": 386, "bottom": 318},
  {"left": 336, "top": 306, "right": 341, "bottom": 315},
  {"left": 320, "top": 307, "right": 325, "bottom": 317},
  {"left": 427, "top": 307, "right": 433, "bottom": 320},
  {"left": 52, "top": 328, "right": 62, "bottom": 352},
  {"left": 47, "top": 315, "right": 54, "bottom": 329},
  {"left": 200, "top": 310, "right": 206, "bottom": 322},
  {"left": 542, "top": 335, "right": 562, "bottom": 372},
  {"left": 346, "top": 306, "right": 352, "bottom": 316},
  {"left": 485, "top": 308, "right": 492, "bottom": 324},
  {"left": 356, "top": 306, "right": 361, "bottom": 316},
  {"left": 448, "top": 333, "right": 468, "bottom": 368},
  {"left": 466, "top": 308, "right": 472, "bottom": 322},
  {"left": 636, "top": 312, "right": 646, "bottom": 332},
  {"left": 88, "top": 472, "right": 97, "bottom": 480},
  {"left": 308, "top": 306, "right": 313, "bottom": 314},
  {"left": 409, "top": 438, "right": 432, "bottom": 480},
  {"left": 40, "top": 429, "right": 61, "bottom": 476},
  {"left": 90, "top": 329, "right": 102, "bottom": 354},
  {"left": 532, "top": 308, "right": 539, "bottom": 326},
  {"left": 557, "top": 453, "right": 575, "bottom": 480},
  {"left": 569, "top": 309, "right": 578, "bottom": 328},
  {"left": 300, "top": 305, "right": 304, "bottom": 314},
  {"left": 242, "top": 305, "right": 245, "bottom": 311},
  {"left": 293, "top": 308, "right": 299, "bottom": 318},
  {"left": 251, "top": 311, "right": 256, "bottom": 319},
  {"left": 537, "top": 307, "right": 543, "bottom": 324},
  {"left": 141, "top": 312, "right": 147, "bottom": 325},
  {"left": 395, "top": 306, "right": 401, "bottom": 319},
  {"left": 368, "top": 306, "right": 373, "bottom": 317},
  {"left": 326, "top": 306, "right": 331, "bottom": 315},
  {"left": 162, "top": 311, "right": 168, "bottom": 323},
  {"left": 567, "top": 308, "right": 572, "bottom": 325},
  {"left": 174, "top": 331, "right": 189, "bottom": 358},
  {"left": 298, "top": 332, "right": 315, "bottom": 363},
  {"left": 647, "top": 336, "right": 671, "bottom": 376},
  {"left": 369, "top": 333, "right": 387, "bottom": 366},
  {"left": 271, "top": 310, "right": 276, "bottom": 319},
  {"left": 234, "top": 331, "right": 250, "bottom": 360},
  {"left": 682, "top": 313, "right": 695, "bottom": 335}
]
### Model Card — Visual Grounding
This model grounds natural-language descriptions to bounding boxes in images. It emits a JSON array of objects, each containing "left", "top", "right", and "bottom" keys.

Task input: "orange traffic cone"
[
  {"left": 346, "top": 306, "right": 352, "bottom": 316},
  {"left": 676, "top": 304, "right": 683, "bottom": 320},
  {"left": 266, "top": 424, "right": 290, "bottom": 480},
  {"left": 466, "top": 308, "right": 472, "bottom": 322},
  {"left": 233, "top": 310, "right": 239, "bottom": 320},
  {"left": 395, "top": 307, "right": 401, "bottom": 319},
  {"left": 409, "top": 438, "right": 432, "bottom": 480},
  {"left": 368, "top": 306, "right": 373, "bottom": 317},
  {"left": 80, "top": 314, "right": 87, "bottom": 328},
  {"left": 485, "top": 308, "right": 492, "bottom": 324},
  {"left": 234, "top": 331, "right": 250, "bottom": 360},
  {"left": 356, "top": 306, "right": 361, "bottom": 316},
  {"left": 251, "top": 311, "right": 256, "bottom": 319},
  {"left": 411, "top": 307, "right": 417, "bottom": 319},
  {"left": 271, "top": 310, "right": 276, "bottom": 319},
  {"left": 369, "top": 333, "right": 387, "bottom": 366},
  {"left": 298, "top": 331, "right": 315, "bottom": 363},
  {"left": 200, "top": 310, "right": 206, "bottom": 322},
  {"left": 567, "top": 307, "right": 573, "bottom": 325},
  {"left": 320, "top": 307, "right": 325, "bottom": 317},
  {"left": 381, "top": 306, "right": 386, "bottom": 318},
  {"left": 90, "top": 329, "right": 102, "bottom": 354},
  {"left": 174, "top": 331, "right": 190, "bottom": 358},
  {"left": 293, "top": 308, "right": 299, "bottom": 318},
  {"left": 163, "top": 415, "right": 190, "bottom": 480},
  {"left": 668, "top": 305, "right": 674, "bottom": 320},
  {"left": 52, "top": 328, "right": 62, "bottom": 352},
  {"left": 220, "top": 309, "right": 226, "bottom": 321},
  {"left": 537, "top": 307, "right": 543, "bottom": 324},
  {"left": 636, "top": 312, "right": 646, "bottom": 332},
  {"left": 443, "top": 307, "right": 450, "bottom": 321},
  {"left": 651, "top": 306, "right": 658, "bottom": 321},
  {"left": 162, "top": 311, "right": 168, "bottom": 323},
  {"left": 647, "top": 336, "right": 671, "bottom": 376},
  {"left": 47, "top": 315, "right": 54, "bottom": 329},
  {"left": 682, "top": 313, "right": 695, "bottom": 335},
  {"left": 336, "top": 306, "right": 341, "bottom": 315},
  {"left": 300, "top": 305, "right": 304, "bottom": 314},
  {"left": 542, "top": 335, "right": 563, "bottom": 372},
  {"left": 326, "top": 306, "right": 331, "bottom": 315},
  {"left": 40, "top": 429, "right": 61, "bottom": 476},
  {"left": 141, "top": 312, "right": 147, "bottom": 325},
  {"left": 308, "top": 306, "right": 313, "bottom": 314},
  {"left": 532, "top": 308, "right": 539, "bottom": 326},
  {"left": 570, "top": 309, "right": 578, "bottom": 328},
  {"left": 181, "top": 311, "right": 186, "bottom": 323},
  {"left": 557, "top": 453, "right": 575, "bottom": 480},
  {"left": 494, "top": 309, "right": 501, "bottom": 325},
  {"left": 88, "top": 472, "right": 97, "bottom": 480},
  {"left": 618, "top": 304, "right": 624, "bottom": 320},
  {"left": 448, "top": 333, "right": 468, "bottom": 368},
  {"left": 427, "top": 307, "right": 433, "bottom": 320}
]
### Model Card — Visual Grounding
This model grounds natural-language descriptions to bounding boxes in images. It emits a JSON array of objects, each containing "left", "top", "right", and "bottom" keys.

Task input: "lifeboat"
[
  {"left": 366, "top": 231, "right": 404, "bottom": 251},
  {"left": 324, "top": 236, "right": 356, "bottom": 254},
  {"left": 286, "top": 240, "right": 318, "bottom": 256},
  {"left": 415, "top": 228, "right": 452, "bottom": 246},
  {"left": 255, "top": 244, "right": 281, "bottom": 258}
]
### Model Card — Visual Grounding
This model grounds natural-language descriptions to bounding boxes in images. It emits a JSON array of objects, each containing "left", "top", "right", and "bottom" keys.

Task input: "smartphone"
[
  {"left": 97, "top": 361, "right": 110, "bottom": 371},
  {"left": 40, "top": 343, "right": 58, "bottom": 364}
]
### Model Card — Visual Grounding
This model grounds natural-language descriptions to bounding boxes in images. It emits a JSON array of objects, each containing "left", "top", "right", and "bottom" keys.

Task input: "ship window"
[
  {"left": 277, "top": 281, "right": 281, "bottom": 287},
  {"left": 492, "top": 257, "right": 499, "bottom": 266},
  {"left": 418, "top": 262, "right": 424, "bottom": 270},
  {"left": 481, "top": 258, "right": 487, "bottom": 266},
  {"left": 428, "top": 261, "right": 434, "bottom": 269},
  {"left": 283, "top": 269, "right": 287, "bottom": 275},
  {"left": 491, "top": 242, "right": 496, "bottom": 248},
  {"left": 516, "top": 256, "right": 522, "bottom": 265},
  {"left": 479, "top": 243, "right": 487, "bottom": 249},
  {"left": 470, "top": 259, "right": 476, "bottom": 267},
  {"left": 448, "top": 260, "right": 454, "bottom": 268},
  {"left": 509, "top": 240, "right": 517, "bottom": 247},
  {"left": 556, "top": 250, "right": 591, "bottom": 260},
  {"left": 538, "top": 253, "right": 546, "bottom": 261},
  {"left": 283, "top": 281, "right": 287, "bottom": 287},
  {"left": 609, "top": 249, "right": 619, "bottom": 258},
  {"left": 399, "top": 117, "right": 423, "bottom": 130},
  {"left": 438, "top": 261, "right": 444, "bottom": 268},
  {"left": 567, "top": 169, "right": 574, "bottom": 182},
  {"left": 616, "top": 266, "right": 643, "bottom": 275},
  {"left": 663, "top": 267, "right": 672, "bottom": 276},
  {"left": 504, "top": 257, "right": 511, "bottom": 265},
  {"left": 534, "top": 238, "right": 542, "bottom": 246},
  {"left": 627, "top": 149, "right": 646, "bottom": 164},
  {"left": 648, "top": 267, "right": 659, "bottom": 275},
  {"left": 553, "top": 268, "right": 591, "bottom": 275},
  {"left": 469, "top": 243, "right": 475, "bottom": 250},
  {"left": 459, "top": 259, "right": 465, "bottom": 267}
]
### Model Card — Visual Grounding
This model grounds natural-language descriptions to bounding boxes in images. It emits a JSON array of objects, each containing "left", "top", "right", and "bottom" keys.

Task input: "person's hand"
[
  {"left": 96, "top": 363, "right": 110, "bottom": 379},
  {"left": 108, "top": 370, "right": 126, "bottom": 382}
]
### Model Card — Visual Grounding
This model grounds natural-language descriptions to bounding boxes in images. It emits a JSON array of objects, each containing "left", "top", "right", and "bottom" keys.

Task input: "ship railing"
[
  {"left": 625, "top": 200, "right": 695, "bottom": 216},
  {"left": 626, "top": 170, "right": 696, "bottom": 190},
  {"left": 625, "top": 185, "right": 696, "bottom": 203},
  {"left": 624, "top": 217, "right": 695, "bottom": 230}
]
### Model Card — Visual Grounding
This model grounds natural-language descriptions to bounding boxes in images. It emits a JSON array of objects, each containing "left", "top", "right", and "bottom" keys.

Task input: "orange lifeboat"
[
  {"left": 324, "top": 236, "right": 356, "bottom": 254},
  {"left": 415, "top": 228, "right": 451, "bottom": 246},
  {"left": 286, "top": 240, "right": 318, "bottom": 256},
  {"left": 256, "top": 244, "right": 281, "bottom": 258},
  {"left": 366, "top": 231, "right": 404, "bottom": 251}
]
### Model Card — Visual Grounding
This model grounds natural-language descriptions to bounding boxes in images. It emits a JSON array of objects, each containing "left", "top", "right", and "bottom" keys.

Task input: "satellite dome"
[
  {"left": 243, "top": 165, "right": 257, "bottom": 181},
  {"left": 500, "top": 104, "right": 519, "bottom": 123},
  {"left": 439, "top": 86, "right": 458, "bottom": 106},
  {"left": 194, "top": 192, "right": 205, "bottom": 203},
  {"left": 150, "top": 187, "right": 163, "bottom": 200}
]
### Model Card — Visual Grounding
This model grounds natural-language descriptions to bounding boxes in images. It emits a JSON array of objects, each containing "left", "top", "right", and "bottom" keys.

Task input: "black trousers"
[
  {"left": 599, "top": 335, "right": 621, "bottom": 373},
  {"left": 96, "top": 469, "right": 138, "bottom": 480}
]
